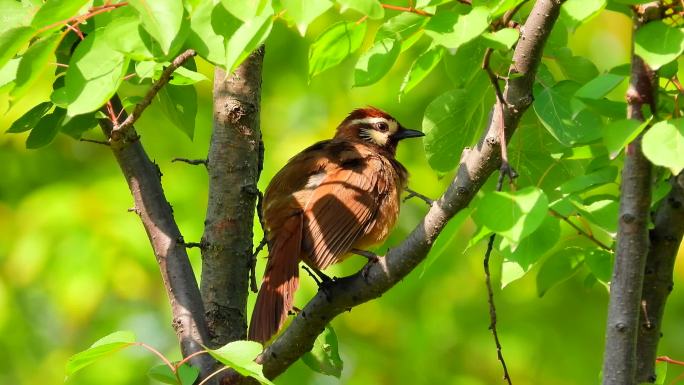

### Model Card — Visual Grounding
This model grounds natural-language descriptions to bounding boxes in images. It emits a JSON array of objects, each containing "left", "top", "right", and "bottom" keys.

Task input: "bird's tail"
[{"left": 248, "top": 217, "right": 302, "bottom": 344}]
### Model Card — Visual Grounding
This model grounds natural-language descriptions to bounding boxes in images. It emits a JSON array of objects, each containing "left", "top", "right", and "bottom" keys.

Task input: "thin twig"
[
  {"left": 110, "top": 49, "right": 197, "bottom": 145},
  {"left": 658, "top": 356, "right": 684, "bottom": 366},
  {"left": 198, "top": 367, "right": 229, "bottom": 385},
  {"left": 403, "top": 187, "right": 434, "bottom": 205},
  {"left": 176, "top": 350, "right": 210, "bottom": 369},
  {"left": 172, "top": 157, "right": 208, "bottom": 166},
  {"left": 183, "top": 242, "right": 205, "bottom": 249},
  {"left": 381, "top": 3, "right": 433, "bottom": 16},
  {"left": 80, "top": 138, "right": 110, "bottom": 146},
  {"left": 482, "top": 172, "right": 513, "bottom": 385},
  {"left": 549, "top": 209, "right": 612, "bottom": 250}
]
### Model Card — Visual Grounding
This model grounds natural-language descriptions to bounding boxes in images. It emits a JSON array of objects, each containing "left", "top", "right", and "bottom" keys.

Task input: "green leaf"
[
  {"left": 400, "top": 45, "right": 443, "bottom": 97},
  {"left": 208, "top": 341, "right": 274, "bottom": 385},
  {"left": 443, "top": 38, "right": 486, "bottom": 88},
  {"left": 488, "top": 0, "right": 526, "bottom": 19},
  {"left": 354, "top": 37, "right": 401, "bottom": 87},
  {"left": 26, "top": 109, "right": 64, "bottom": 148},
  {"left": 472, "top": 186, "right": 549, "bottom": 243},
  {"left": 282, "top": 0, "right": 332, "bottom": 35},
  {"left": 65, "top": 331, "right": 137, "bottom": 377},
  {"left": 157, "top": 84, "right": 197, "bottom": 139},
  {"left": 572, "top": 198, "right": 619, "bottom": 233},
  {"left": 634, "top": 21, "right": 684, "bottom": 70},
  {"left": 500, "top": 215, "right": 561, "bottom": 281},
  {"left": 575, "top": 73, "right": 625, "bottom": 100},
  {"left": 558, "top": 166, "right": 618, "bottom": 195},
  {"left": 481, "top": 28, "right": 519, "bottom": 51},
  {"left": 148, "top": 363, "right": 199, "bottom": 385},
  {"left": 187, "top": 0, "right": 225, "bottom": 65},
  {"left": 31, "top": 0, "right": 89, "bottom": 30},
  {"left": 654, "top": 360, "right": 667, "bottom": 385},
  {"left": 533, "top": 81, "right": 603, "bottom": 146},
  {"left": 308, "top": 21, "right": 366, "bottom": 79},
  {"left": 221, "top": 0, "right": 267, "bottom": 21},
  {"left": 337, "top": 0, "right": 384, "bottom": 19},
  {"left": 0, "top": 57, "right": 20, "bottom": 91},
  {"left": 101, "top": 15, "right": 154, "bottom": 61},
  {"left": 560, "top": 0, "right": 606, "bottom": 29},
  {"left": 6, "top": 101, "right": 53, "bottom": 133},
  {"left": 553, "top": 48, "right": 599, "bottom": 83},
  {"left": 129, "top": 0, "right": 184, "bottom": 54},
  {"left": 64, "top": 31, "right": 130, "bottom": 116},
  {"left": 302, "top": 325, "right": 343, "bottom": 378},
  {"left": 601, "top": 118, "right": 648, "bottom": 159},
  {"left": 134, "top": 61, "right": 207, "bottom": 85},
  {"left": 425, "top": 7, "right": 490, "bottom": 50},
  {"left": 10, "top": 32, "right": 61, "bottom": 103},
  {"left": 60, "top": 112, "right": 98, "bottom": 139},
  {"left": 642, "top": 119, "right": 684, "bottom": 174},
  {"left": 422, "top": 71, "right": 492, "bottom": 172},
  {"left": 536, "top": 247, "right": 584, "bottom": 297},
  {"left": 224, "top": 4, "right": 273, "bottom": 72},
  {"left": 375, "top": 12, "right": 427, "bottom": 52},
  {"left": 0, "top": 26, "right": 36, "bottom": 69},
  {"left": 585, "top": 248, "right": 613, "bottom": 283},
  {"left": 0, "top": 1, "right": 34, "bottom": 34}
]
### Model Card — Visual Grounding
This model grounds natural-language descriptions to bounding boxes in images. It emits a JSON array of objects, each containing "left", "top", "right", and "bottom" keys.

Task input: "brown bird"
[{"left": 248, "top": 107, "right": 424, "bottom": 343}]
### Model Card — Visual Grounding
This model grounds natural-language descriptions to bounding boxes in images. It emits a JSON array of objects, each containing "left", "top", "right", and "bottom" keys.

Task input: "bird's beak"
[{"left": 393, "top": 128, "right": 425, "bottom": 140}]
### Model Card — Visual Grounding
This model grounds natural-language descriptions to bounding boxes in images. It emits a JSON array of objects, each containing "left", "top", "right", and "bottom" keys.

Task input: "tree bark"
[
  {"left": 256, "top": 0, "right": 565, "bottom": 378},
  {"left": 99, "top": 96, "right": 216, "bottom": 379},
  {"left": 201, "top": 47, "right": 265, "bottom": 347},
  {"left": 636, "top": 172, "right": 684, "bottom": 382},
  {"left": 601, "top": 5, "right": 657, "bottom": 385}
]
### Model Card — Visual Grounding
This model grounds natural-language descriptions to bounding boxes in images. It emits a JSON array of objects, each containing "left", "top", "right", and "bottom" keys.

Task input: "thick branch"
[
  {"left": 98, "top": 96, "right": 216, "bottom": 379},
  {"left": 636, "top": 172, "right": 684, "bottom": 382},
  {"left": 601, "top": 5, "right": 658, "bottom": 385},
  {"left": 257, "top": 0, "right": 564, "bottom": 378},
  {"left": 201, "top": 47, "right": 264, "bottom": 346}
]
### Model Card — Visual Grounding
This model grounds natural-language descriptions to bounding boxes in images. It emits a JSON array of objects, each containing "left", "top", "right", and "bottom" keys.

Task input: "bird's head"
[{"left": 334, "top": 107, "right": 424, "bottom": 154}]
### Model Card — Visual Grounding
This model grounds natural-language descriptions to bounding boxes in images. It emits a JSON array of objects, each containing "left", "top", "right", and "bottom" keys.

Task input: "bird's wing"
[{"left": 301, "top": 155, "right": 384, "bottom": 270}]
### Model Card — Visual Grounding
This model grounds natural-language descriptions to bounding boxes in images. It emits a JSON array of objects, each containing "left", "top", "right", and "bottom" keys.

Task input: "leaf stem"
[
  {"left": 381, "top": 3, "right": 433, "bottom": 16},
  {"left": 548, "top": 209, "right": 612, "bottom": 250}
]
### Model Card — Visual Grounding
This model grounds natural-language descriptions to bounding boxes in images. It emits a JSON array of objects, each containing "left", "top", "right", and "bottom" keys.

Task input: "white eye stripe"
[{"left": 350, "top": 117, "right": 398, "bottom": 133}]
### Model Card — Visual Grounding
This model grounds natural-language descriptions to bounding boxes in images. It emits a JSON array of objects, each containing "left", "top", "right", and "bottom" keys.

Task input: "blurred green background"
[{"left": 1, "top": 8, "right": 683, "bottom": 385}]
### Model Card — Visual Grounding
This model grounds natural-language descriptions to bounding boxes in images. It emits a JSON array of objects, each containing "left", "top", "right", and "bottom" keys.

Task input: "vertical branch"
[
  {"left": 98, "top": 96, "right": 217, "bottom": 380},
  {"left": 201, "top": 47, "right": 265, "bottom": 346},
  {"left": 601, "top": 4, "right": 658, "bottom": 385},
  {"left": 636, "top": 172, "right": 684, "bottom": 383}
]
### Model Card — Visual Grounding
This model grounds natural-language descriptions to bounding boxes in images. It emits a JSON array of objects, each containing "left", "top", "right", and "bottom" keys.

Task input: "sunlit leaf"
[
  {"left": 0, "top": 26, "right": 36, "bottom": 70},
  {"left": 30, "top": 0, "right": 89, "bottom": 30},
  {"left": 585, "top": 248, "right": 613, "bottom": 283},
  {"left": 536, "top": 247, "right": 584, "bottom": 297},
  {"left": 575, "top": 73, "right": 625, "bottom": 100},
  {"left": 102, "top": 15, "right": 154, "bottom": 61},
  {"left": 642, "top": 119, "right": 684, "bottom": 174},
  {"left": 560, "top": 0, "right": 605, "bottom": 29},
  {"left": 472, "top": 186, "right": 549, "bottom": 243},
  {"left": 481, "top": 28, "right": 519, "bottom": 51},
  {"left": 309, "top": 21, "right": 366, "bottom": 79},
  {"left": 282, "top": 0, "right": 332, "bottom": 35},
  {"left": 187, "top": 0, "right": 225, "bottom": 65},
  {"left": 634, "top": 21, "right": 684, "bottom": 70},
  {"left": 65, "top": 331, "right": 137, "bottom": 377},
  {"left": 601, "top": 119, "right": 648, "bottom": 159},
  {"left": 208, "top": 341, "right": 274, "bottom": 385},
  {"left": 221, "top": 0, "right": 267, "bottom": 21},
  {"left": 337, "top": 0, "right": 384, "bottom": 19},
  {"left": 425, "top": 7, "right": 490, "bottom": 50},
  {"left": 558, "top": 166, "right": 618, "bottom": 195},
  {"left": 354, "top": 37, "right": 401, "bottom": 87},
  {"left": 129, "top": 0, "right": 184, "bottom": 54},
  {"left": 302, "top": 325, "right": 343, "bottom": 378},
  {"left": 64, "top": 31, "right": 129, "bottom": 116},
  {"left": 375, "top": 12, "right": 428, "bottom": 52},
  {"left": 224, "top": 4, "right": 273, "bottom": 72},
  {"left": 10, "top": 32, "right": 61, "bottom": 103},
  {"left": 572, "top": 198, "right": 619, "bottom": 233}
]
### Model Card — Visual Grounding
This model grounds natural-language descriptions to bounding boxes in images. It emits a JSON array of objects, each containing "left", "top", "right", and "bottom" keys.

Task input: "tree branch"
[
  {"left": 636, "top": 172, "right": 684, "bottom": 383},
  {"left": 256, "top": 0, "right": 564, "bottom": 378},
  {"left": 97, "top": 95, "right": 217, "bottom": 379},
  {"left": 201, "top": 47, "right": 265, "bottom": 347},
  {"left": 601, "top": 4, "right": 659, "bottom": 385},
  {"left": 109, "top": 49, "right": 197, "bottom": 148}
]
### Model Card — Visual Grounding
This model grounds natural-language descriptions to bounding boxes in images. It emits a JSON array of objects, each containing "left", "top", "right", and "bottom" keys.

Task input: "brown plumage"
[{"left": 248, "top": 107, "right": 424, "bottom": 343}]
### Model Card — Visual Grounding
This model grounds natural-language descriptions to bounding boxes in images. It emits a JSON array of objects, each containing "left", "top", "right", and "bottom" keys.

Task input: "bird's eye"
[{"left": 375, "top": 122, "right": 389, "bottom": 132}]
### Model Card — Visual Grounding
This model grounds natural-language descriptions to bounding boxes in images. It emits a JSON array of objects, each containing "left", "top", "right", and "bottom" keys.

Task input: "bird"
[{"left": 248, "top": 107, "right": 424, "bottom": 344}]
